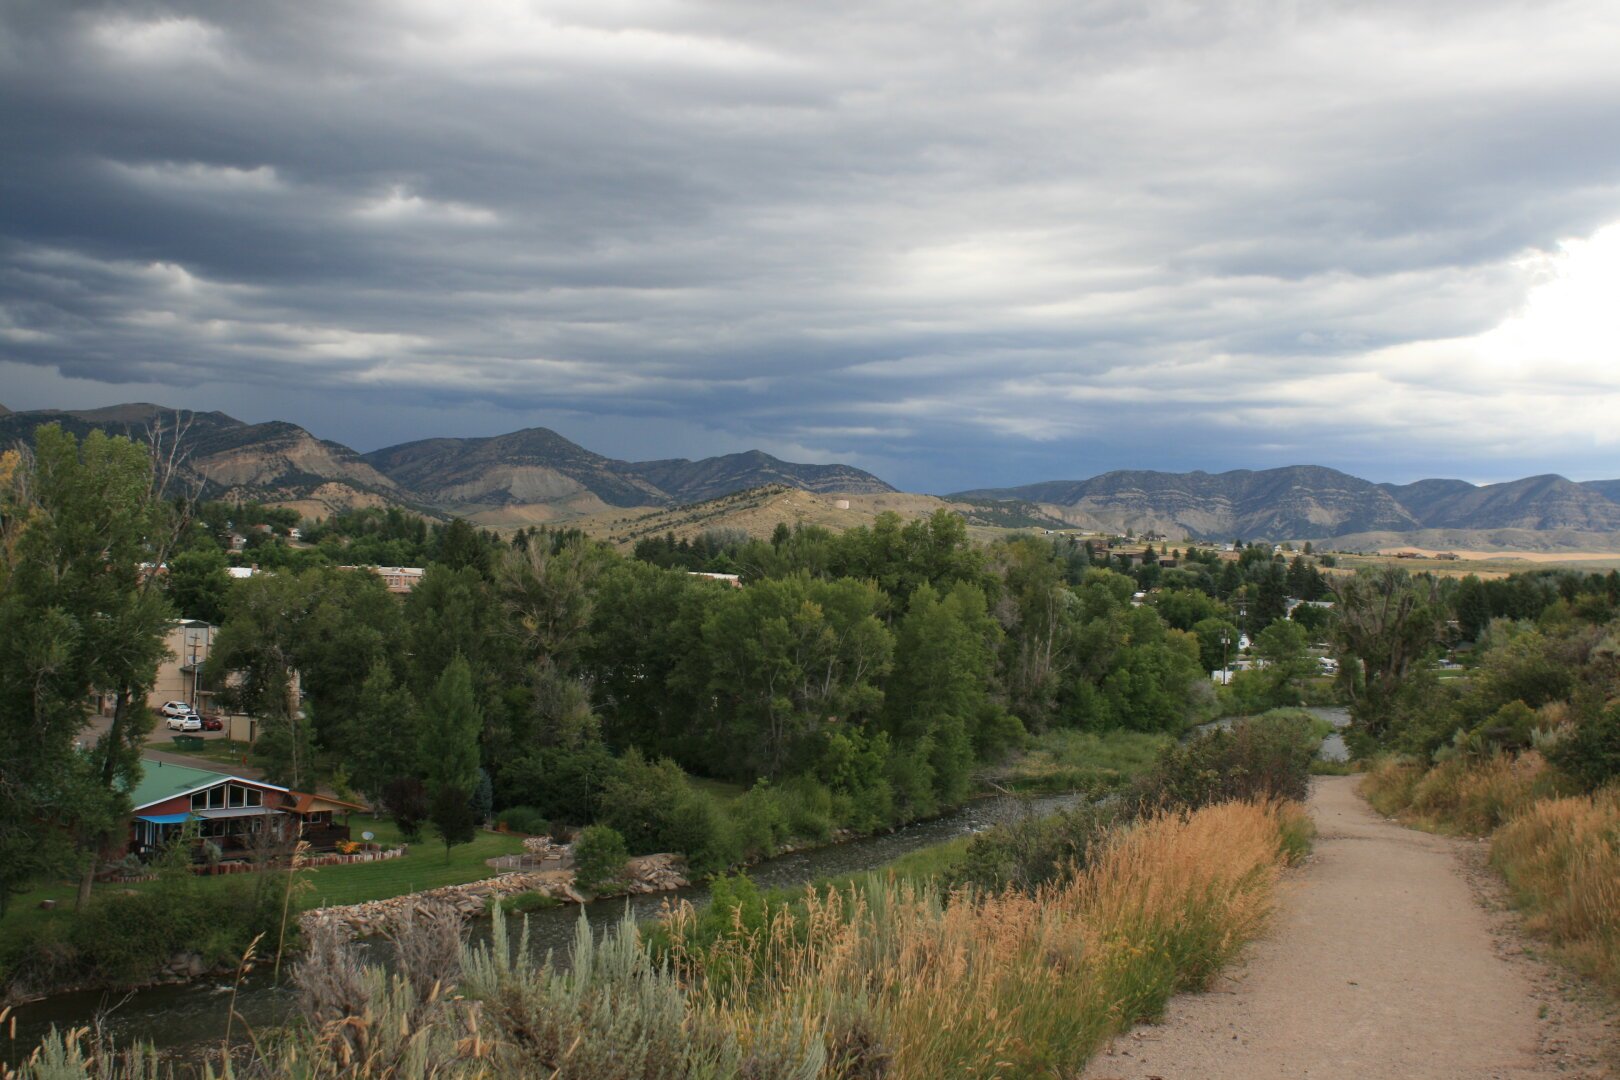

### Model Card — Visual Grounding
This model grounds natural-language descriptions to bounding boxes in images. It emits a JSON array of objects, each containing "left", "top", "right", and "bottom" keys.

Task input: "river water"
[{"left": 4, "top": 791, "right": 1080, "bottom": 1067}]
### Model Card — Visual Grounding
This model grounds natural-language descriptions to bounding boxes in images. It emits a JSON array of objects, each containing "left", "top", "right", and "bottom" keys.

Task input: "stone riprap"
[{"left": 300, "top": 850, "right": 688, "bottom": 939}]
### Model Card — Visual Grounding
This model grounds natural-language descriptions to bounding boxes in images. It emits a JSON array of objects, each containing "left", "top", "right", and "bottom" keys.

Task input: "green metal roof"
[{"left": 126, "top": 758, "right": 235, "bottom": 811}]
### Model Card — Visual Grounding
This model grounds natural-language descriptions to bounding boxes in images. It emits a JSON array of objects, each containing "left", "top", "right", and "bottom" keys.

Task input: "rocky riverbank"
[{"left": 300, "top": 851, "right": 689, "bottom": 940}]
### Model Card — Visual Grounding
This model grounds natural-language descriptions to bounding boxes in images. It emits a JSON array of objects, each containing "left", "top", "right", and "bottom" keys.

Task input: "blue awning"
[{"left": 136, "top": 813, "right": 191, "bottom": 825}]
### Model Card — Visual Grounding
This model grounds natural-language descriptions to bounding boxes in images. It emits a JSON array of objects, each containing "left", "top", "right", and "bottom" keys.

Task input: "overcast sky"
[{"left": 4, "top": 1, "right": 1620, "bottom": 491}]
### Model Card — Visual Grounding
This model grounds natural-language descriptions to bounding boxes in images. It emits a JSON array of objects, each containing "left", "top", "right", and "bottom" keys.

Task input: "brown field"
[{"left": 1333, "top": 548, "right": 1620, "bottom": 579}]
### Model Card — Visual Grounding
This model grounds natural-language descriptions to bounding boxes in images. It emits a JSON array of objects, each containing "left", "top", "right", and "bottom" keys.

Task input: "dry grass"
[
  {"left": 3, "top": 801, "right": 1307, "bottom": 1079},
  {"left": 1492, "top": 789, "right": 1620, "bottom": 991},
  {"left": 666, "top": 799, "right": 1306, "bottom": 1078},
  {"left": 1360, "top": 753, "right": 1555, "bottom": 835}
]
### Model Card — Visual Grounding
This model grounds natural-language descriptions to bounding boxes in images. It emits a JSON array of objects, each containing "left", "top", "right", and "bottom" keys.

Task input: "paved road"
[{"left": 1084, "top": 775, "right": 1616, "bottom": 1080}]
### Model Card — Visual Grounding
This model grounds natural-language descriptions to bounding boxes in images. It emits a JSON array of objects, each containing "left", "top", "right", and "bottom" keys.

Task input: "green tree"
[
  {"left": 209, "top": 572, "right": 316, "bottom": 787},
  {"left": 166, "top": 544, "right": 232, "bottom": 624},
  {"left": 0, "top": 426, "right": 181, "bottom": 914},
  {"left": 702, "top": 574, "right": 893, "bottom": 780},
  {"left": 420, "top": 655, "right": 483, "bottom": 797},
  {"left": 429, "top": 783, "right": 477, "bottom": 862},
  {"left": 885, "top": 582, "right": 1005, "bottom": 804},
  {"left": 572, "top": 825, "right": 629, "bottom": 891},
  {"left": 345, "top": 660, "right": 420, "bottom": 807},
  {"left": 1331, "top": 569, "right": 1445, "bottom": 742}
]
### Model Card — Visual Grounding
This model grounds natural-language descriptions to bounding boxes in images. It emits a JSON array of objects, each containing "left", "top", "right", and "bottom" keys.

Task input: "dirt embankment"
[{"left": 1084, "top": 775, "right": 1618, "bottom": 1080}]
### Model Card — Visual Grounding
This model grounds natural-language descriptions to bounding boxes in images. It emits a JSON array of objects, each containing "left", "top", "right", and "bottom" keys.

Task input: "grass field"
[{"left": 991, "top": 728, "right": 1172, "bottom": 793}]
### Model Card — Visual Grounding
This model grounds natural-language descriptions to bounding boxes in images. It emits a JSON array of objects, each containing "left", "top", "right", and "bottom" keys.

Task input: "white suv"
[{"left": 166, "top": 713, "right": 202, "bottom": 732}]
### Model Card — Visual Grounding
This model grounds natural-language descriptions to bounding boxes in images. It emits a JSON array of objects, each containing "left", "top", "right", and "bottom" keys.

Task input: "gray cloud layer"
[{"left": 4, "top": 0, "right": 1620, "bottom": 488}]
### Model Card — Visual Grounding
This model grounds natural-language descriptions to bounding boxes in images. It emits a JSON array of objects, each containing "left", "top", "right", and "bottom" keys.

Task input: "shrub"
[
  {"left": 496, "top": 805, "right": 550, "bottom": 836},
  {"left": 956, "top": 803, "right": 1119, "bottom": 892},
  {"left": 597, "top": 751, "right": 743, "bottom": 874},
  {"left": 1132, "top": 710, "right": 1318, "bottom": 812},
  {"left": 573, "top": 825, "right": 629, "bottom": 892},
  {"left": 496, "top": 891, "right": 561, "bottom": 915},
  {"left": 1546, "top": 702, "right": 1620, "bottom": 791}
]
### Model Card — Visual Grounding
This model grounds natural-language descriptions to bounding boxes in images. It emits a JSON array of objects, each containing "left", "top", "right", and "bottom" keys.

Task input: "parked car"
[
  {"left": 199, "top": 715, "right": 224, "bottom": 731},
  {"left": 159, "top": 701, "right": 194, "bottom": 718},
  {"left": 166, "top": 713, "right": 202, "bottom": 732}
]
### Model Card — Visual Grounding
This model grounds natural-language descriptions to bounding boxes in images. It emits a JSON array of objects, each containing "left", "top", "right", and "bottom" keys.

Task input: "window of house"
[
  {"left": 228, "top": 784, "right": 244, "bottom": 808},
  {"left": 208, "top": 786, "right": 226, "bottom": 809},
  {"left": 247, "top": 788, "right": 262, "bottom": 807}
]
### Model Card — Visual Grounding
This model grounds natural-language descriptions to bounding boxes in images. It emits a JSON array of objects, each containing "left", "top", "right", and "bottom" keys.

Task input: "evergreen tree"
[
  {"left": 421, "top": 655, "right": 483, "bottom": 797},
  {"left": 347, "top": 660, "right": 420, "bottom": 806},
  {"left": 429, "top": 784, "right": 477, "bottom": 862}
]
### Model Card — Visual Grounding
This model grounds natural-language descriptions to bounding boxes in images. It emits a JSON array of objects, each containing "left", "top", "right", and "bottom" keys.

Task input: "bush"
[
  {"left": 597, "top": 751, "right": 742, "bottom": 874},
  {"left": 1132, "top": 710, "right": 1319, "bottom": 812},
  {"left": 1546, "top": 702, "right": 1620, "bottom": 791},
  {"left": 495, "top": 890, "right": 561, "bottom": 915},
  {"left": 573, "top": 825, "right": 629, "bottom": 892},
  {"left": 496, "top": 806, "right": 550, "bottom": 836},
  {"left": 956, "top": 802, "right": 1118, "bottom": 892}
]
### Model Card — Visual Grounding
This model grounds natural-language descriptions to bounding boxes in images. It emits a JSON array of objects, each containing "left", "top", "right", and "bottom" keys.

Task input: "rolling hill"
[{"left": 956, "top": 466, "right": 1620, "bottom": 546}]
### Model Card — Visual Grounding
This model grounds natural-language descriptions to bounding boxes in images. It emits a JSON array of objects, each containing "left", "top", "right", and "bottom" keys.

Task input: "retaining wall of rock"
[{"left": 299, "top": 851, "right": 689, "bottom": 940}]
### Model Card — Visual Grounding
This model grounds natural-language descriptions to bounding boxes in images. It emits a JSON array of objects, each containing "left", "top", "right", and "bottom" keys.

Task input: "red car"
[{"left": 199, "top": 715, "right": 225, "bottom": 731}]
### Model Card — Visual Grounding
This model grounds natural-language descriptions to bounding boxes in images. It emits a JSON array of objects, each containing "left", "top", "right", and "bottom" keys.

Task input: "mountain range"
[
  {"left": 952, "top": 467, "right": 1620, "bottom": 544},
  {"left": 2, "top": 402, "right": 1619, "bottom": 548},
  {"left": 0, "top": 403, "right": 894, "bottom": 523}
]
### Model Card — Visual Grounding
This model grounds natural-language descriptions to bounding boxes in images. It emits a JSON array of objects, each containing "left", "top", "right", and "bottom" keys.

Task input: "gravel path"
[{"left": 1083, "top": 775, "right": 1617, "bottom": 1080}]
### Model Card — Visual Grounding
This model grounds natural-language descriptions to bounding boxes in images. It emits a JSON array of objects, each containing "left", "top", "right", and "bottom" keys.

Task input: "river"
[{"left": 3, "top": 790, "right": 1080, "bottom": 1067}]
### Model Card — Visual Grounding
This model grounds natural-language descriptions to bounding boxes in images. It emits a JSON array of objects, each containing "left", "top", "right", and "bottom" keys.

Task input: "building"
[
  {"left": 688, "top": 571, "right": 743, "bottom": 587},
  {"left": 153, "top": 620, "right": 217, "bottom": 713},
  {"left": 125, "top": 758, "right": 367, "bottom": 861},
  {"left": 339, "top": 565, "right": 426, "bottom": 594}
]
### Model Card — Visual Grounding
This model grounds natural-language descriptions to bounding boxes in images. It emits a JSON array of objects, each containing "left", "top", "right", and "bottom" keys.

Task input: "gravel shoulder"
[{"left": 1083, "top": 774, "right": 1618, "bottom": 1080}]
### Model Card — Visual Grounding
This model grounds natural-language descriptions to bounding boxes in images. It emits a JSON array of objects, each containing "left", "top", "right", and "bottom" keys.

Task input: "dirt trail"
[{"left": 1083, "top": 775, "right": 1616, "bottom": 1080}]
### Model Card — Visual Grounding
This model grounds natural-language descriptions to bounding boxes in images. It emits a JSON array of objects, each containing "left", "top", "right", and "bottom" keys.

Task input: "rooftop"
[
  {"left": 126, "top": 757, "right": 287, "bottom": 811},
  {"left": 125, "top": 758, "right": 235, "bottom": 810}
]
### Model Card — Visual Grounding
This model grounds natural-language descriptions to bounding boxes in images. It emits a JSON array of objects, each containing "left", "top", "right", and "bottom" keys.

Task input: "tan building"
[{"left": 150, "top": 619, "right": 218, "bottom": 713}]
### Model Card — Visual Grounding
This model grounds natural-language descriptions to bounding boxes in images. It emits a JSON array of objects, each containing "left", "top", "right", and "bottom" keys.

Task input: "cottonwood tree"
[
  {"left": 1331, "top": 568, "right": 1445, "bottom": 740},
  {"left": 702, "top": 574, "right": 894, "bottom": 781},
  {"left": 0, "top": 426, "right": 185, "bottom": 913},
  {"left": 210, "top": 572, "right": 316, "bottom": 787}
]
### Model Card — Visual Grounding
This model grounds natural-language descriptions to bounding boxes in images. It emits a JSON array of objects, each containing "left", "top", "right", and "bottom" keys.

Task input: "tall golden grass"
[
  {"left": 669, "top": 799, "right": 1309, "bottom": 1079},
  {"left": 1360, "top": 752, "right": 1556, "bottom": 835},
  {"left": 1492, "top": 789, "right": 1620, "bottom": 990}
]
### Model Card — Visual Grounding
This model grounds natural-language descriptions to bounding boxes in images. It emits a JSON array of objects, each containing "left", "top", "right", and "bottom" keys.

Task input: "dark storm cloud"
[{"left": 3, "top": 0, "right": 1620, "bottom": 489}]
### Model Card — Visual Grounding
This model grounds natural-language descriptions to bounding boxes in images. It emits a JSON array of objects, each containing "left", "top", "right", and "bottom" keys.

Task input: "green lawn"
[
  {"left": 991, "top": 728, "right": 1172, "bottom": 793},
  {"left": 0, "top": 818, "right": 528, "bottom": 954},
  {"left": 299, "top": 820, "right": 526, "bottom": 908}
]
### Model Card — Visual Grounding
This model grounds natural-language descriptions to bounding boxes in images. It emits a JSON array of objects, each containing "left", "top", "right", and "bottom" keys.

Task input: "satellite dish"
[{"left": 361, "top": 831, "right": 375, "bottom": 842}]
